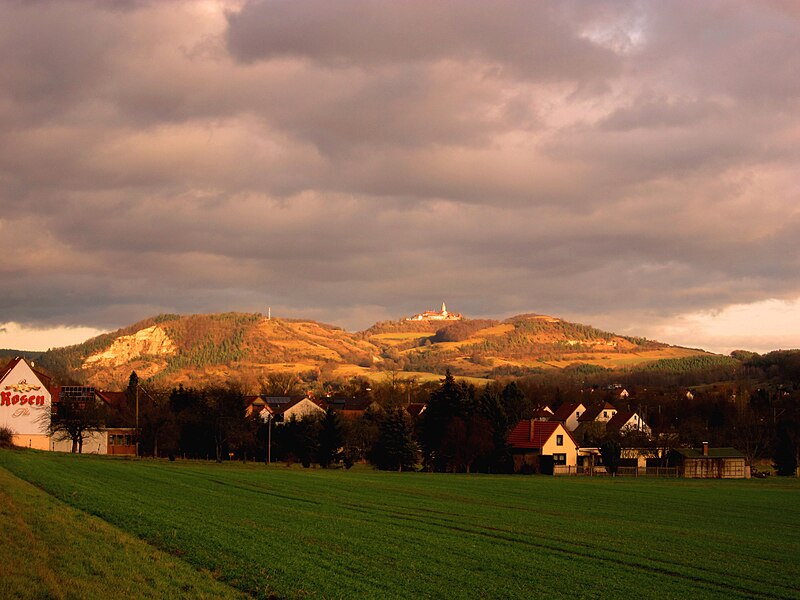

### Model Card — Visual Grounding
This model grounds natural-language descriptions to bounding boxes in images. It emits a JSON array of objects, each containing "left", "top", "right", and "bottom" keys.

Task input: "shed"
[{"left": 669, "top": 443, "right": 748, "bottom": 478}]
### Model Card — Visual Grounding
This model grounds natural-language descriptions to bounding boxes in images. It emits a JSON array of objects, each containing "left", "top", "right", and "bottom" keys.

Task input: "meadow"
[{"left": 1, "top": 449, "right": 798, "bottom": 600}]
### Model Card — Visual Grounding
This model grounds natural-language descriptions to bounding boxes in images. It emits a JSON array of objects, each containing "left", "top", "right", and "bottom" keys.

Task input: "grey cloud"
[
  {"left": 226, "top": 0, "right": 622, "bottom": 82},
  {"left": 0, "top": 0, "right": 798, "bottom": 344}
]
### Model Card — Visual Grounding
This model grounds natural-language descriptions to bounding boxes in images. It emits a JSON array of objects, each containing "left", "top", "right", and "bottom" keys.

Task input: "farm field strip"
[
  {"left": 1, "top": 450, "right": 798, "bottom": 599},
  {"left": 0, "top": 464, "right": 246, "bottom": 600}
]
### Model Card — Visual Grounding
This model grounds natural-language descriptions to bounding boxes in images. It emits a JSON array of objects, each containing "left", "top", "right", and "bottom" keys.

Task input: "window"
[
  {"left": 603, "top": 411, "right": 607, "bottom": 418},
  {"left": 553, "top": 453, "right": 567, "bottom": 465},
  {"left": 556, "top": 434, "right": 563, "bottom": 446}
]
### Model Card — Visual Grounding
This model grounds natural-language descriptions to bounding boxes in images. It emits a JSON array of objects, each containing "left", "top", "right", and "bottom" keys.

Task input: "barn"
[{"left": 669, "top": 443, "right": 749, "bottom": 478}]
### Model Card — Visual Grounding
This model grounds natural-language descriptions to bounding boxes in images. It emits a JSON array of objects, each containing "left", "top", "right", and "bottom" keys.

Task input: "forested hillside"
[{"left": 30, "top": 311, "right": 712, "bottom": 389}]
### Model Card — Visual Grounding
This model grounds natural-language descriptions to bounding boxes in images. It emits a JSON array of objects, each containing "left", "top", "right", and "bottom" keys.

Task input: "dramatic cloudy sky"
[{"left": 1, "top": 0, "right": 799, "bottom": 353}]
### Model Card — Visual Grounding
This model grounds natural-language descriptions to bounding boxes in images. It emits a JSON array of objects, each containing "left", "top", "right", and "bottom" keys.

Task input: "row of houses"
[
  {"left": 1, "top": 357, "right": 748, "bottom": 477},
  {"left": 508, "top": 402, "right": 747, "bottom": 478}
]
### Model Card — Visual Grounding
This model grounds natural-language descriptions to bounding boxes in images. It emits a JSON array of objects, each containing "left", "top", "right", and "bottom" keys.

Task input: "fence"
[{"left": 553, "top": 465, "right": 680, "bottom": 477}]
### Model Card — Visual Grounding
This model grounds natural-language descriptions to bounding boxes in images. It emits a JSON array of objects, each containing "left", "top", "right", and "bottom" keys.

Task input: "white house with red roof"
[
  {"left": 577, "top": 402, "right": 617, "bottom": 424},
  {"left": 0, "top": 357, "right": 53, "bottom": 449},
  {"left": 507, "top": 420, "right": 579, "bottom": 474},
  {"left": 249, "top": 396, "right": 325, "bottom": 422}
]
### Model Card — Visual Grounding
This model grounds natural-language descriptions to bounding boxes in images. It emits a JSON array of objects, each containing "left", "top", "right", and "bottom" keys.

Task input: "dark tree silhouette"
[{"left": 371, "top": 408, "right": 418, "bottom": 472}]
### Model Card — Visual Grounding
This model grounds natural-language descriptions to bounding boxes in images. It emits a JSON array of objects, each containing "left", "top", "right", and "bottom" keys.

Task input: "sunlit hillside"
[{"left": 32, "top": 312, "right": 716, "bottom": 388}]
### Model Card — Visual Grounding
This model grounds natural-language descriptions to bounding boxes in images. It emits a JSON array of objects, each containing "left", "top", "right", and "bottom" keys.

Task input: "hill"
[{"left": 33, "top": 311, "right": 715, "bottom": 388}]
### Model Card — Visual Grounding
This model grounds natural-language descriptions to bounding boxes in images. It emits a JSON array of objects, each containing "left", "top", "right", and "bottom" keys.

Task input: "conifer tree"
[
  {"left": 318, "top": 407, "right": 344, "bottom": 468},
  {"left": 371, "top": 408, "right": 418, "bottom": 472},
  {"left": 774, "top": 422, "right": 798, "bottom": 476}
]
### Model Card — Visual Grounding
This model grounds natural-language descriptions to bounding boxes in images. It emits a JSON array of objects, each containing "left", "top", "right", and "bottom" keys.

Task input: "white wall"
[{"left": 0, "top": 360, "right": 52, "bottom": 436}]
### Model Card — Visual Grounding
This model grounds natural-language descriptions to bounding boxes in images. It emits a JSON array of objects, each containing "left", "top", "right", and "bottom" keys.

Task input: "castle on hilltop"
[{"left": 406, "top": 302, "right": 463, "bottom": 322}]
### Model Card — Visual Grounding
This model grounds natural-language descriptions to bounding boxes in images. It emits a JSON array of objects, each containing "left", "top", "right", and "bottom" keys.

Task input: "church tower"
[{"left": 441, "top": 301, "right": 448, "bottom": 317}]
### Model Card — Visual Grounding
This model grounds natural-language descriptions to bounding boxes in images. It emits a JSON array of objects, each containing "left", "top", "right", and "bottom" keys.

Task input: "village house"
[
  {"left": 548, "top": 402, "right": 586, "bottom": 431},
  {"left": 251, "top": 396, "right": 325, "bottom": 422},
  {"left": 322, "top": 397, "right": 382, "bottom": 420},
  {"left": 578, "top": 402, "right": 618, "bottom": 424},
  {"left": 530, "top": 406, "right": 554, "bottom": 421},
  {"left": 508, "top": 420, "right": 579, "bottom": 474},
  {"left": 50, "top": 386, "right": 137, "bottom": 455},
  {"left": 605, "top": 410, "right": 651, "bottom": 438}
]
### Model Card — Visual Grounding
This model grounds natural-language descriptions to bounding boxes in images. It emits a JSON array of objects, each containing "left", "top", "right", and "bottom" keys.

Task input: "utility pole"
[{"left": 135, "top": 383, "right": 140, "bottom": 458}]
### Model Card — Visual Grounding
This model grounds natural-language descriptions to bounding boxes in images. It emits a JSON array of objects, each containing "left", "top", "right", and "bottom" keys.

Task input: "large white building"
[
  {"left": 406, "top": 301, "right": 463, "bottom": 321},
  {"left": 0, "top": 357, "right": 53, "bottom": 449}
]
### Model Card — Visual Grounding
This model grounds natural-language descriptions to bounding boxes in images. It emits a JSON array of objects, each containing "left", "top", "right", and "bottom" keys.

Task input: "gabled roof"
[
  {"left": 322, "top": 397, "right": 374, "bottom": 412},
  {"left": 96, "top": 390, "right": 128, "bottom": 410},
  {"left": 508, "top": 420, "right": 578, "bottom": 450},
  {"left": 673, "top": 447, "right": 745, "bottom": 459},
  {"left": 0, "top": 357, "right": 21, "bottom": 381},
  {"left": 578, "top": 402, "right": 616, "bottom": 422},
  {"left": 0, "top": 357, "right": 52, "bottom": 391},
  {"left": 405, "top": 403, "right": 427, "bottom": 417},
  {"left": 549, "top": 402, "right": 583, "bottom": 422},
  {"left": 531, "top": 406, "right": 553, "bottom": 419},
  {"left": 266, "top": 397, "right": 324, "bottom": 416},
  {"left": 606, "top": 410, "right": 639, "bottom": 431}
]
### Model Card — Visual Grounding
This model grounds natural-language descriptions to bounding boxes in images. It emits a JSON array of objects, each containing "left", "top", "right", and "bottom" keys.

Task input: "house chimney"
[{"left": 702, "top": 441, "right": 709, "bottom": 456}]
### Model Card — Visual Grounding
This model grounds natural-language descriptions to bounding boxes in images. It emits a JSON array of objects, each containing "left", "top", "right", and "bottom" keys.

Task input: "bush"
[{"left": 0, "top": 426, "right": 14, "bottom": 448}]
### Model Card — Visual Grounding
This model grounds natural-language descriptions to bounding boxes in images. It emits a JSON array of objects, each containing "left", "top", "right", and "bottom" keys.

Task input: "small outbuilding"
[{"left": 669, "top": 443, "right": 748, "bottom": 478}]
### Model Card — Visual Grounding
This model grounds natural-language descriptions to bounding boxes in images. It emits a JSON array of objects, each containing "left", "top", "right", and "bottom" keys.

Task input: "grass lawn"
[
  {"left": 0, "top": 461, "right": 245, "bottom": 600},
  {"left": 1, "top": 449, "right": 799, "bottom": 599}
]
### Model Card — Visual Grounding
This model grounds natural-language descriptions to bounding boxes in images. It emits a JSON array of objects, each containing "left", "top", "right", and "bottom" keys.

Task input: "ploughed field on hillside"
[
  {"left": 1, "top": 450, "right": 798, "bottom": 600},
  {"left": 33, "top": 312, "right": 719, "bottom": 388}
]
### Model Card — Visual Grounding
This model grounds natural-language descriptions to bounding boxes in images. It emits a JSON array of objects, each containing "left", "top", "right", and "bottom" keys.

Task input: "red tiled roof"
[
  {"left": 0, "top": 357, "right": 21, "bottom": 381},
  {"left": 578, "top": 402, "right": 616, "bottom": 422},
  {"left": 508, "top": 420, "right": 560, "bottom": 449},
  {"left": 606, "top": 410, "right": 637, "bottom": 431},
  {"left": 549, "top": 402, "right": 583, "bottom": 422},
  {"left": 96, "top": 390, "right": 128, "bottom": 410}
]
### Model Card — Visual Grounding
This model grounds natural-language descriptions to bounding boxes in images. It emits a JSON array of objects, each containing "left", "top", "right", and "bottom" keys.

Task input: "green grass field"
[{"left": 1, "top": 450, "right": 798, "bottom": 599}]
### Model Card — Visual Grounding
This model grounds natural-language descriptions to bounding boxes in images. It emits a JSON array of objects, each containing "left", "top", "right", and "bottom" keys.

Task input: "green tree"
[
  {"left": 318, "top": 408, "right": 344, "bottom": 468},
  {"left": 371, "top": 408, "right": 418, "bottom": 472},
  {"left": 501, "top": 381, "right": 530, "bottom": 427},
  {"left": 600, "top": 438, "right": 622, "bottom": 476},
  {"left": 418, "top": 371, "right": 474, "bottom": 471},
  {"left": 774, "top": 422, "right": 798, "bottom": 476},
  {"left": 204, "top": 383, "right": 252, "bottom": 462}
]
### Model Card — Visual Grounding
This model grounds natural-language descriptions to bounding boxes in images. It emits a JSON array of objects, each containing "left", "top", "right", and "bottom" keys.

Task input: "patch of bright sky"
[
  {"left": 653, "top": 297, "right": 800, "bottom": 355},
  {"left": 579, "top": 12, "right": 646, "bottom": 56},
  {"left": 0, "top": 323, "right": 106, "bottom": 352}
]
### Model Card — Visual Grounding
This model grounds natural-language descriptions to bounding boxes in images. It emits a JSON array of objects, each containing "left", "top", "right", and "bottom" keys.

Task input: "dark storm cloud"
[{"left": 1, "top": 0, "right": 798, "bottom": 345}]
